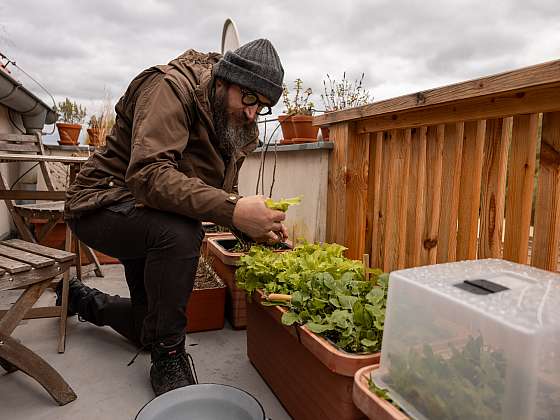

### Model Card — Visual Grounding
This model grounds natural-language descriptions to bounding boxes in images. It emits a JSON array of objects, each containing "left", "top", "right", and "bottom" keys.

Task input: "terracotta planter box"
[
  {"left": 247, "top": 289, "right": 380, "bottom": 420},
  {"left": 205, "top": 234, "right": 247, "bottom": 329},
  {"left": 201, "top": 222, "right": 230, "bottom": 256},
  {"left": 185, "top": 259, "right": 226, "bottom": 333},
  {"left": 206, "top": 235, "right": 291, "bottom": 329},
  {"left": 353, "top": 365, "right": 409, "bottom": 420},
  {"left": 31, "top": 219, "right": 119, "bottom": 265}
]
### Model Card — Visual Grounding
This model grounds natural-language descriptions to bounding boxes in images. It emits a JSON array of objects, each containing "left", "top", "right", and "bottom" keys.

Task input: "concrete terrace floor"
[{"left": 0, "top": 264, "right": 291, "bottom": 420}]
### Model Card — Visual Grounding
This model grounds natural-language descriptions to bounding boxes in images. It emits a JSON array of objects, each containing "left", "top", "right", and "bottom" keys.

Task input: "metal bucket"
[{"left": 135, "top": 384, "right": 266, "bottom": 420}]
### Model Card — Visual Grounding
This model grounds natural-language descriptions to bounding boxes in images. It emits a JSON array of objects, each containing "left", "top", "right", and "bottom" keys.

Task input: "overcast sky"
[{"left": 1, "top": 0, "right": 559, "bottom": 142}]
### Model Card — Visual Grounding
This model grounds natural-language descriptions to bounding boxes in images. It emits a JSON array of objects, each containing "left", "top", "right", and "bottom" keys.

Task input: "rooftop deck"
[{"left": 0, "top": 265, "right": 291, "bottom": 420}]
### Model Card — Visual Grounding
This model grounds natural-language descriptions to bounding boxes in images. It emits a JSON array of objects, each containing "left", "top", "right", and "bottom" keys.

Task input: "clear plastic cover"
[{"left": 372, "top": 259, "right": 560, "bottom": 420}]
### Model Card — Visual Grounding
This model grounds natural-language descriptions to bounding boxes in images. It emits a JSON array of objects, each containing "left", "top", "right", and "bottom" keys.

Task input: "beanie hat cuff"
[{"left": 214, "top": 57, "right": 283, "bottom": 106}]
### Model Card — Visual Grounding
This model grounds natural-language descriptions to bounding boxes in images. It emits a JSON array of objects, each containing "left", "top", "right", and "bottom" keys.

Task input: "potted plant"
[
  {"left": 278, "top": 78, "right": 318, "bottom": 144},
  {"left": 185, "top": 256, "right": 227, "bottom": 333},
  {"left": 54, "top": 98, "right": 87, "bottom": 145},
  {"left": 236, "top": 242, "right": 388, "bottom": 420},
  {"left": 319, "top": 73, "right": 373, "bottom": 140},
  {"left": 86, "top": 93, "right": 116, "bottom": 148}
]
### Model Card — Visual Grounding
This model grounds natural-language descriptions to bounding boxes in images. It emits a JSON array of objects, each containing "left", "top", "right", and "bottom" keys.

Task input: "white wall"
[
  {"left": 238, "top": 145, "right": 331, "bottom": 243},
  {"left": 0, "top": 105, "right": 22, "bottom": 238}
]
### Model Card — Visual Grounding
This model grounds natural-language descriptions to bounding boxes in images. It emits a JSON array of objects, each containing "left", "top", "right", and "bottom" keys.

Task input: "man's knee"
[{"left": 151, "top": 215, "right": 203, "bottom": 256}]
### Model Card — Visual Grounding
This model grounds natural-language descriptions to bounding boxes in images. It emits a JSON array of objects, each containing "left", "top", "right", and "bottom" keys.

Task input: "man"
[{"left": 60, "top": 39, "right": 288, "bottom": 396}]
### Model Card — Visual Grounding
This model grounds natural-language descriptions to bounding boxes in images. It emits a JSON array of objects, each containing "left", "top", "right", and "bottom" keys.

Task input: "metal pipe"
[{"left": 0, "top": 70, "right": 56, "bottom": 131}]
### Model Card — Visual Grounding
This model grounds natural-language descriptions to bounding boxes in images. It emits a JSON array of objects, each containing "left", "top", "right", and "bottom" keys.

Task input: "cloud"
[{"left": 1, "top": 0, "right": 559, "bottom": 115}]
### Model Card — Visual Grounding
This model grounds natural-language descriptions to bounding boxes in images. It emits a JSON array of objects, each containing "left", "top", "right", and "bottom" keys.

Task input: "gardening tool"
[{"left": 135, "top": 383, "right": 268, "bottom": 420}]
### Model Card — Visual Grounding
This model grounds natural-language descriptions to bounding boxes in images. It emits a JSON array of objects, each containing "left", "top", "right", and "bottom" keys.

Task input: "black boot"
[
  {"left": 150, "top": 338, "right": 198, "bottom": 396},
  {"left": 55, "top": 277, "right": 103, "bottom": 318}
]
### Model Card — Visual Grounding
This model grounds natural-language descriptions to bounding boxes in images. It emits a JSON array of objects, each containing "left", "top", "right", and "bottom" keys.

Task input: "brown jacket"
[{"left": 65, "top": 50, "right": 258, "bottom": 226}]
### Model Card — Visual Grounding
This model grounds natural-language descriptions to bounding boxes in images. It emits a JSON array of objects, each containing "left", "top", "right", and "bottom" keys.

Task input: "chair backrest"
[{"left": 0, "top": 133, "right": 44, "bottom": 154}]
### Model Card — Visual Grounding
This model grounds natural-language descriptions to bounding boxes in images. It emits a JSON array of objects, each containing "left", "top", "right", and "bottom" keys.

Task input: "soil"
[
  {"left": 194, "top": 258, "right": 224, "bottom": 289},
  {"left": 219, "top": 238, "right": 291, "bottom": 253}
]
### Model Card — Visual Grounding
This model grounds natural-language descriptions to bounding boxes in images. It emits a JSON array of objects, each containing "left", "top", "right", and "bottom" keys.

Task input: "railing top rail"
[{"left": 313, "top": 59, "right": 560, "bottom": 127}]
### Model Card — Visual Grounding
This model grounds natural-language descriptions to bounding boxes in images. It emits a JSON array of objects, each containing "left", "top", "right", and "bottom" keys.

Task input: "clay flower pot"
[
  {"left": 56, "top": 122, "right": 82, "bottom": 145},
  {"left": 320, "top": 126, "right": 330, "bottom": 141},
  {"left": 87, "top": 128, "right": 101, "bottom": 147},
  {"left": 278, "top": 114, "right": 319, "bottom": 144}
]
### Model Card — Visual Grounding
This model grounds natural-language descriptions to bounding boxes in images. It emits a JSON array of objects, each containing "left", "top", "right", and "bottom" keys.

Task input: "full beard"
[{"left": 212, "top": 89, "right": 258, "bottom": 158}]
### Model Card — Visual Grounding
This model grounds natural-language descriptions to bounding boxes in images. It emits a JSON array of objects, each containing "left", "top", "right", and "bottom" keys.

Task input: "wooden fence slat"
[
  {"left": 405, "top": 127, "right": 427, "bottom": 268},
  {"left": 479, "top": 117, "right": 512, "bottom": 258},
  {"left": 457, "top": 120, "right": 486, "bottom": 260},
  {"left": 532, "top": 112, "right": 560, "bottom": 270},
  {"left": 503, "top": 113, "right": 539, "bottom": 263},
  {"left": 326, "top": 123, "right": 369, "bottom": 259},
  {"left": 375, "top": 132, "right": 392, "bottom": 268},
  {"left": 420, "top": 125, "right": 445, "bottom": 265},
  {"left": 382, "top": 129, "right": 411, "bottom": 271},
  {"left": 367, "top": 133, "right": 383, "bottom": 269},
  {"left": 437, "top": 122, "right": 464, "bottom": 263}
]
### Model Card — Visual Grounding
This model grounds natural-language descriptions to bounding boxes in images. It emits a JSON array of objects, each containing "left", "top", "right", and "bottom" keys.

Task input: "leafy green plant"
[
  {"left": 264, "top": 196, "right": 302, "bottom": 211},
  {"left": 54, "top": 98, "right": 87, "bottom": 124},
  {"left": 236, "top": 242, "right": 388, "bottom": 353},
  {"left": 382, "top": 336, "right": 507, "bottom": 419},
  {"left": 282, "top": 78, "right": 314, "bottom": 116},
  {"left": 321, "top": 72, "right": 372, "bottom": 112}
]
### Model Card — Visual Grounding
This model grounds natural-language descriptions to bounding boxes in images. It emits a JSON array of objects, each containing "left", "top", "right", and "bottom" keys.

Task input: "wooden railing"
[{"left": 314, "top": 59, "right": 560, "bottom": 273}]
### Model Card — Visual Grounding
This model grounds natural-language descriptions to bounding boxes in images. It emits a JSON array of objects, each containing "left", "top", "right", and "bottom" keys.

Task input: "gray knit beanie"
[{"left": 213, "top": 39, "right": 284, "bottom": 105}]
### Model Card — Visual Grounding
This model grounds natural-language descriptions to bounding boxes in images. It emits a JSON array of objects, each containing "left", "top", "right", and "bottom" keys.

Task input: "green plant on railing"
[
  {"left": 282, "top": 78, "right": 314, "bottom": 116},
  {"left": 54, "top": 98, "right": 87, "bottom": 124},
  {"left": 321, "top": 72, "right": 372, "bottom": 111}
]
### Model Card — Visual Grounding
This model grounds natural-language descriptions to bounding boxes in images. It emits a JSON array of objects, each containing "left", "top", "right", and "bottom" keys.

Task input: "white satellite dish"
[{"left": 221, "top": 18, "right": 240, "bottom": 54}]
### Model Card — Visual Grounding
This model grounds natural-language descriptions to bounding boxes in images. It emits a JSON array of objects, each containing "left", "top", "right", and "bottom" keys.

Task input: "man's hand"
[{"left": 233, "top": 195, "right": 288, "bottom": 243}]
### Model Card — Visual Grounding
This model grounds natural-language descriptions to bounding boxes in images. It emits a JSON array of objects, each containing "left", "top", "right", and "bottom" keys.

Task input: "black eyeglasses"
[{"left": 240, "top": 88, "right": 272, "bottom": 116}]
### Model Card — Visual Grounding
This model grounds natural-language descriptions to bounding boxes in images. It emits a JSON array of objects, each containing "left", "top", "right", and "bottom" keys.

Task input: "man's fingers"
[{"left": 270, "top": 210, "right": 286, "bottom": 222}]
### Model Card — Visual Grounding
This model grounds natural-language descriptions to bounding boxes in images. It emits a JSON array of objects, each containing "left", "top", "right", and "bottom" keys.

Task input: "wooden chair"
[
  {"left": 0, "top": 131, "right": 103, "bottom": 279},
  {"left": 0, "top": 239, "right": 77, "bottom": 405}
]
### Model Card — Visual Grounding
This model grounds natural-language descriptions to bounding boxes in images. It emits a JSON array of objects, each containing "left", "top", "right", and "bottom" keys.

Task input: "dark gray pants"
[{"left": 67, "top": 203, "right": 203, "bottom": 347}]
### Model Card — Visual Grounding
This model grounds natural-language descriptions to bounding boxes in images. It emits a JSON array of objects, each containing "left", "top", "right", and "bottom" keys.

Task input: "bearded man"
[{"left": 61, "top": 39, "right": 287, "bottom": 396}]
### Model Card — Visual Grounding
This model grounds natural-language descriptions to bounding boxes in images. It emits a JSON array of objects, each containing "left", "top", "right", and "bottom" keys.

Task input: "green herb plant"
[
  {"left": 264, "top": 196, "right": 302, "bottom": 212},
  {"left": 321, "top": 72, "right": 372, "bottom": 112},
  {"left": 236, "top": 242, "right": 388, "bottom": 353},
  {"left": 382, "top": 336, "right": 507, "bottom": 419},
  {"left": 54, "top": 98, "right": 87, "bottom": 124},
  {"left": 282, "top": 79, "right": 314, "bottom": 116}
]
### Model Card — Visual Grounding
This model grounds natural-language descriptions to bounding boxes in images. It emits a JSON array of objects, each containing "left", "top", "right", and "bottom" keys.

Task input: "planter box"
[
  {"left": 206, "top": 235, "right": 292, "bottom": 329},
  {"left": 186, "top": 259, "right": 226, "bottom": 333},
  {"left": 206, "top": 234, "right": 247, "bottom": 329},
  {"left": 247, "top": 289, "right": 380, "bottom": 420},
  {"left": 201, "top": 222, "right": 230, "bottom": 256},
  {"left": 31, "top": 219, "right": 119, "bottom": 265},
  {"left": 353, "top": 365, "right": 409, "bottom": 420}
]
